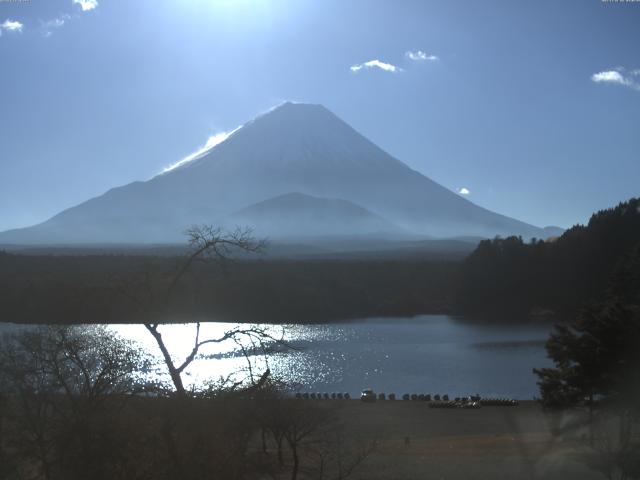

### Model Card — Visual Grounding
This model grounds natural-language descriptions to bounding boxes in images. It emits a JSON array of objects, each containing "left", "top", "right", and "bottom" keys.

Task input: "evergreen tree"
[
  {"left": 534, "top": 242, "right": 640, "bottom": 465},
  {"left": 534, "top": 301, "right": 640, "bottom": 412}
]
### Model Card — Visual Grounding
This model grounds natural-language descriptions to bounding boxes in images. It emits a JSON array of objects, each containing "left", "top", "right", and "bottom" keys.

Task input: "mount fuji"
[{"left": 0, "top": 102, "right": 558, "bottom": 245}]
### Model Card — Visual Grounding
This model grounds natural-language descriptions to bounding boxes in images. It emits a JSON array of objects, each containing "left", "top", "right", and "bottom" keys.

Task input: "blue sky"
[{"left": 0, "top": 0, "right": 639, "bottom": 232}]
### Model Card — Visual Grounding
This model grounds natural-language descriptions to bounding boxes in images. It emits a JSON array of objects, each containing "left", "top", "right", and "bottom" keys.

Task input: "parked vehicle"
[{"left": 361, "top": 388, "right": 376, "bottom": 402}]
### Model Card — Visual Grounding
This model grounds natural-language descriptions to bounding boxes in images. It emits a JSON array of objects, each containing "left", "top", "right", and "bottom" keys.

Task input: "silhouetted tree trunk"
[
  {"left": 277, "top": 435, "right": 285, "bottom": 467},
  {"left": 144, "top": 323, "right": 187, "bottom": 395},
  {"left": 289, "top": 438, "right": 300, "bottom": 480},
  {"left": 140, "top": 225, "right": 269, "bottom": 396}
]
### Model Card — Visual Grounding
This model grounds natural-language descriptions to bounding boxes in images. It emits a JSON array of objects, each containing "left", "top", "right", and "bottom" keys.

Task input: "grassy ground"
[{"left": 326, "top": 400, "right": 602, "bottom": 480}]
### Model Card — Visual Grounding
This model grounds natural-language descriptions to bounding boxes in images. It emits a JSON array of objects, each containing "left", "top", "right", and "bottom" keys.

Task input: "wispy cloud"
[
  {"left": 0, "top": 19, "right": 24, "bottom": 36},
  {"left": 350, "top": 59, "right": 402, "bottom": 73},
  {"left": 405, "top": 50, "right": 439, "bottom": 62},
  {"left": 73, "top": 0, "right": 98, "bottom": 12},
  {"left": 591, "top": 68, "right": 640, "bottom": 91},
  {"left": 457, "top": 187, "right": 471, "bottom": 195},
  {"left": 161, "top": 127, "right": 242, "bottom": 174},
  {"left": 1, "top": 4, "right": 91, "bottom": 39},
  {"left": 42, "top": 14, "right": 71, "bottom": 37}
]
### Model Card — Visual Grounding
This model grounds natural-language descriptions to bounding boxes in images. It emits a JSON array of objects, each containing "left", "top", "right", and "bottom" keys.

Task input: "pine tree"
[{"left": 534, "top": 243, "right": 640, "bottom": 454}]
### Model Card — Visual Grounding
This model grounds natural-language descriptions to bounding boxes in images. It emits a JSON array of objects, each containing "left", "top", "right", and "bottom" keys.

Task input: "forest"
[
  {"left": 455, "top": 198, "right": 640, "bottom": 320},
  {"left": 0, "top": 252, "right": 457, "bottom": 324}
]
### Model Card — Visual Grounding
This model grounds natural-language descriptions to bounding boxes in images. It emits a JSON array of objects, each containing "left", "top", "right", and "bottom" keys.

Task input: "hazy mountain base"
[{"left": 0, "top": 235, "right": 479, "bottom": 260}]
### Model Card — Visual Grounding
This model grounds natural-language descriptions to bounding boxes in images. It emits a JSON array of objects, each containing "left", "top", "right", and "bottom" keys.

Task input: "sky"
[{"left": 0, "top": 0, "right": 639, "bottom": 232}]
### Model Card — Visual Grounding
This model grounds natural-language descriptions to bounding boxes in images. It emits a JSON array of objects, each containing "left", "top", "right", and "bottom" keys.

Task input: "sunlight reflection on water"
[
  {"left": 108, "top": 316, "right": 552, "bottom": 398},
  {"left": 0, "top": 316, "right": 553, "bottom": 398}
]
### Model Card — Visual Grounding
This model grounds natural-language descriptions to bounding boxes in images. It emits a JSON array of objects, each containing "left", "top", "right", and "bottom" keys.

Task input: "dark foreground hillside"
[{"left": 0, "top": 389, "right": 609, "bottom": 480}]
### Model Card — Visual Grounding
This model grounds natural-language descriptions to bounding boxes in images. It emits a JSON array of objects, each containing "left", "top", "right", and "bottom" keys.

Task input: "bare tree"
[
  {"left": 0, "top": 325, "right": 149, "bottom": 480},
  {"left": 138, "top": 225, "right": 272, "bottom": 396},
  {"left": 104, "top": 225, "right": 290, "bottom": 478},
  {"left": 258, "top": 397, "right": 374, "bottom": 480},
  {"left": 576, "top": 412, "right": 640, "bottom": 480},
  {"left": 144, "top": 322, "right": 278, "bottom": 396},
  {"left": 282, "top": 401, "right": 331, "bottom": 480},
  {"left": 0, "top": 389, "right": 16, "bottom": 480},
  {"left": 309, "top": 429, "right": 376, "bottom": 480}
]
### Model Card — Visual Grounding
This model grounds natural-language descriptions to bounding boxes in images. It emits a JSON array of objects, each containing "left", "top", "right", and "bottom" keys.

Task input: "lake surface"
[{"left": 0, "top": 316, "right": 553, "bottom": 399}]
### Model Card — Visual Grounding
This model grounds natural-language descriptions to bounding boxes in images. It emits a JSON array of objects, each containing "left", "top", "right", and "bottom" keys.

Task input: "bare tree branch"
[{"left": 137, "top": 225, "right": 273, "bottom": 396}]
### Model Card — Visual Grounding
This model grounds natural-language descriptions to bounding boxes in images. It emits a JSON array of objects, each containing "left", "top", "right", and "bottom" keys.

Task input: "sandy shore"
[{"left": 326, "top": 400, "right": 602, "bottom": 480}]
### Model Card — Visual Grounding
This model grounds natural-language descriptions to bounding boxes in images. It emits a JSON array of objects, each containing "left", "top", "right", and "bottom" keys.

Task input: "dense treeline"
[
  {"left": 0, "top": 254, "right": 457, "bottom": 324},
  {"left": 455, "top": 198, "right": 640, "bottom": 319}
]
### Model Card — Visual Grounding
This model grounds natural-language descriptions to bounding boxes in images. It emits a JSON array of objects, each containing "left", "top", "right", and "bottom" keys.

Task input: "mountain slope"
[
  {"left": 0, "top": 102, "right": 552, "bottom": 244},
  {"left": 226, "top": 192, "right": 400, "bottom": 238}
]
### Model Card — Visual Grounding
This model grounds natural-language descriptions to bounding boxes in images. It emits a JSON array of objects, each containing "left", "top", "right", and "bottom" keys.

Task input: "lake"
[{"left": 0, "top": 315, "right": 553, "bottom": 399}]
